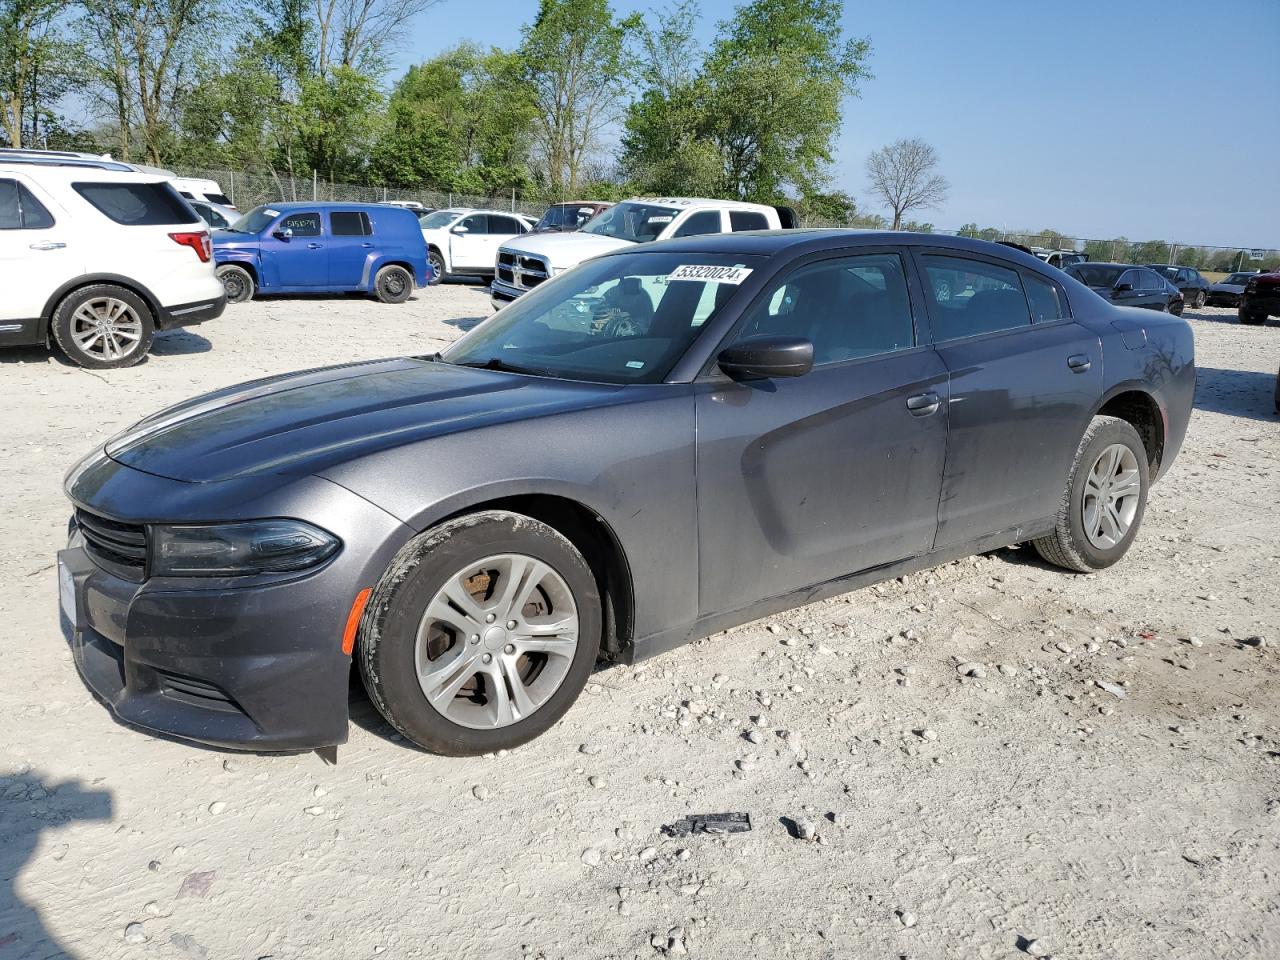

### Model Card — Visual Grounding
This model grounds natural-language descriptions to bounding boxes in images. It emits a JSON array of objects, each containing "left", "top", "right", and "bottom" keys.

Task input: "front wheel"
[
  {"left": 427, "top": 249, "right": 445, "bottom": 286},
  {"left": 1033, "top": 416, "right": 1149, "bottom": 573},
  {"left": 216, "top": 264, "right": 255, "bottom": 304},
  {"left": 358, "top": 511, "right": 601, "bottom": 755},
  {"left": 51, "top": 284, "right": 155, "bottom": 369},
  {"left": 374, "top": 264, "right": 413, "bottom": 304}
]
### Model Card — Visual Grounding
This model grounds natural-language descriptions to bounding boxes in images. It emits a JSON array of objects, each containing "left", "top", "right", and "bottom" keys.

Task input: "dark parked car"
[
  {"left": 1206, "top": 271, "right": 1260, "bottom": 307},
  {"left": 1066, "top": 263, "right": 1184, "bottom": 315},
  {"left": 533, "top": 201, "right": 613, "bottom": 232},
  {"left": 59, "top": 232, "right": 1195, "bottom": 756},
  {"left": 213, "top": 202, "right": 430, "bottom": 304},
  {"left": 1239, "top": 270, "right": 1280, "bottom": 325},
  {"left": 1147, "top": 265, "right": 1211, "bottom": 308}
]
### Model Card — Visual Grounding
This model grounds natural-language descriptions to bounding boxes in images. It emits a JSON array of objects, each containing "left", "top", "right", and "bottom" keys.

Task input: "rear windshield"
[
  {"left": 204, "top": 192, "right": 232, "bottom": 206},
  {"left": 1068, "top": 264, "right": 1125, "bottom": 287},
  {"left": 73, "top": 181, "right": 198, "bottom": 225}
]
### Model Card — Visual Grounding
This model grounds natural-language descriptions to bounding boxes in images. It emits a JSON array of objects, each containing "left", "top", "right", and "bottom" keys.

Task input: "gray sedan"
[{"left": 59, "top": 231, "right": 1196, "bottom": 755}]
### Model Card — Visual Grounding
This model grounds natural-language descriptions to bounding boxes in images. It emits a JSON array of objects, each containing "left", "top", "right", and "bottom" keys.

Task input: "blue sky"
[{"left": 400, "top": 0, "right": 1280, "bottom": 248}]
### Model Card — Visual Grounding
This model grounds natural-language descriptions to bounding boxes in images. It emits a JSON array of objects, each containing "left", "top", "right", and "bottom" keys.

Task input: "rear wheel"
[
  {"left": 51, "top": 284, "right": 154, "bottom": 369},
  {"left": 358, "top": 510, "right": 601, "bottom": 755},
  {"left": 1033, "top": 416, "right": 1149, "bottom": 573},
  {"left": 374, "top": 264, "right": 413, "bottom": 304},
  {"left": 1192, "top": 289, "right": 1206, "bottom": 309},
  {"left": 216, "top": 264, "right": 255, "bottom": 303},
  {"left": 427, "top": 249, "right": 445, "bottom": 286}
]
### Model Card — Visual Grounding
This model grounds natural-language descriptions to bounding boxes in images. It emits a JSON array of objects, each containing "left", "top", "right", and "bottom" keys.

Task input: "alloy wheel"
[
  {"left": 414, "top": 553, "right": 580, "bottom": 729},
  {"left": 1082, "top": 443, "right": 1141, "bottom": 549},
  {"left": 71, "top": 297, "right": 143, "bottom": 362}
]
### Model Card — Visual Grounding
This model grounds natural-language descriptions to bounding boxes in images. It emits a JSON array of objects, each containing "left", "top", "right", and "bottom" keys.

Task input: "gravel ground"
[{"left": 1, "top": 286, "right": 1278, "bottom": 960}]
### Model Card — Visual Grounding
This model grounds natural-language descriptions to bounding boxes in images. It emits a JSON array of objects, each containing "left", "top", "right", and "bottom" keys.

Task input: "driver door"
[
  {"left": 262, "top": 211, "right": 325, "bottom": 287},
  {"left": 448, "top": 214, "right": 490, "bottom": 271},
  {"left": 694, "top": 251, "right": 948, "bottom": 617}
]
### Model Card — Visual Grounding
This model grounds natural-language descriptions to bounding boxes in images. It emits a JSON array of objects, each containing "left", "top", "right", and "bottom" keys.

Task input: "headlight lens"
[{"left": 150, "top": 520, "right": 340, "bottom": 577}]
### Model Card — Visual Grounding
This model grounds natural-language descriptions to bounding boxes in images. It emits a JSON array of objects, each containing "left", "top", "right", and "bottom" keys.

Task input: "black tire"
[
  {"left": 1033, "top": 416, "right": 1150, "bottom": 573},
  {"left": 216, "top": 264, "right": 255, "bottom": 303},
  {"left": 358, "top": 510, "right": 601, "bottom": 755},
  {"left": 51, "top": 284, "right": 155, "bottom": 369},
  {"left": 1239, "top": 309, "right": 1265, "bottom": 326},
  {"left": 427, "top": 248, "right": 445, "bottom": 286},
  {"left": 374, "top": 264, "right": 413, "bottom": 304}
]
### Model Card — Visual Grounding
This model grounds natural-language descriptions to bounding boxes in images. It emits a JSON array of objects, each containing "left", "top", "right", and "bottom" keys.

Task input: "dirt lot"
[{"left": 1, "top": 285, "right": 1278, "bottom": 960}]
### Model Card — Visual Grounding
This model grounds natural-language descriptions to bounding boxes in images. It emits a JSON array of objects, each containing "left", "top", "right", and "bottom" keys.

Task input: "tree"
[
  {"left": 0, "top": 0, "right": 82, "bottom": 147},
  {"left": 312, "top": 0, "right": 443, "bottom": 75},
  {"left": 864, "top": 137, "right": 947, "bottom": 230},
  {"left": 519, "top": 0, "right": 639, "bottom": 197},
  {"left": 798, "top": 189, "right": 859, "bottom": 225}
]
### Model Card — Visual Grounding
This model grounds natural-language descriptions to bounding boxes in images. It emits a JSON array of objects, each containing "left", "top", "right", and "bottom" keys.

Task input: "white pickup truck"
[{"left": 491, "top": 197, "right": 793, "bottom": 309}]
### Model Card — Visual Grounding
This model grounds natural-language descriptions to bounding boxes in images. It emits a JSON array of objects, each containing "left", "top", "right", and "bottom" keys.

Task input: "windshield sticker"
[
  {"left": 669, "top": 264, "right": 754, "bottom": 284},
  {"left": 263, "top": 208, "right": 280, "bottom": 217},
  {"left": 626, "top": 360, "right": 645, "bottom": 369},
  {"left": 646, "top": 215, "right": 673, "bottom": 223}
]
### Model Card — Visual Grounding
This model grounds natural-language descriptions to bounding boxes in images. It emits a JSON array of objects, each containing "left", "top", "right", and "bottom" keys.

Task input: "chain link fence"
[{"left": 180, "top": 165, "right": 1278, "bottom": 274}]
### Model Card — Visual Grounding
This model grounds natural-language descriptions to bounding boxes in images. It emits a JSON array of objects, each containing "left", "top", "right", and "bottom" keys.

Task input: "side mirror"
[
  {"left": 1113, "top": 282, "right": 1134, "bottom": 294},
  {"left": 451, "top": 225, "right": 469, "bottom": 235},
  {"left": 718, "top": 335, "right": 814, "bottom": 380},
  {"left": 273, "top": 227, "right": 293, "bottom": 240}
]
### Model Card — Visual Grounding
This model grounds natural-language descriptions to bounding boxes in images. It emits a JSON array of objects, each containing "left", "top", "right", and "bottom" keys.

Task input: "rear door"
[
  {"left": 263, "top": 210, "right": 325, "bottom": 287},
  {"left": 695, "top": 249, "right": 948, "bottom": 615},
  {"left": 327, "top": 210, "right": 373, "bottom": 288},
  {"left": 0, "top": 175, "right": 76, "bottom": 335},
  {"left": 913, "top": 249, "right": 1102, "bottom": 547}
]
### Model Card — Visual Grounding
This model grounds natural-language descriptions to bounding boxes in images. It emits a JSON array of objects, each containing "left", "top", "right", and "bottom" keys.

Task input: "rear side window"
[
  {"left": 0, "top": 179, "right": 55, "bottom": 229},
  {"left": 196, "top": 204, "right": 229, "bottom": 229},
  {"left": 282, "top": 212, "right": 321, "bottom": 236},
  {"left": 729, "top": 210, "right": 770, "bottom": 232},
  {"left": 330, "top": 211, "right": 371, "bottom": 236},
  {"left": 74, "top": 181, "right": 198, "bottom": 225},
  {"left": 672, "top": 210, "right": 723, "bottom": 238},
  {"left": 922, "top": 255, "right": 1030, "bottom": 341},
  {"left": 1024, "top": 273, "right": 1068, "bottom": 323},
  {"left": 205, "top": 192, "right": 232, "bottom": 206},
  {"left": 489, "top": 215, "right": 523, "bottom": 235}
]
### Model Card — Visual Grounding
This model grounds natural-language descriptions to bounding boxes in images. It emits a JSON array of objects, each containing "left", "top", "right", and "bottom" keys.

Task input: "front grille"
[
  {"left": 76, "top": 508, "right": 147, "bottom": 580},
  {"left": 516, "top": 255, "right": 549, "bottom": 290}
]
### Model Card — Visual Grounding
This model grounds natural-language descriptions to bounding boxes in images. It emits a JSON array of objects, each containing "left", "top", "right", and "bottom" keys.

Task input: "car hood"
[
  {"left": 211, "top": 233, "right": 259, "bottom": 252},
  {"left": 498, "top": 231, "right": 633, "bottom": 270},
  {"left": 1209, "top": 282, "right": 1244, "bottom": 292},
  {"left": 104, "top": 358, "right": 622, "bottom": 483}
]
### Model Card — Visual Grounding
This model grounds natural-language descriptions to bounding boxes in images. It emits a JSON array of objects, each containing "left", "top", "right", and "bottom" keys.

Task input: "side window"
[
  {"left": 330, "top": 211, "right": 367, "bottom": 236},
  {"left": 922, "top": 255, "right": 1030, "bottom": 341},
  {"left": 736, "top": 254, "right": 915, "bottom": 365},
  {"left": 1140, "top": 269, "right": 1160, "bottom": 291},
  {"left": 0, "top": 179, "right": 55, "bottom": 229},
  {"left": 729, "top": 210, "right": 770, "bottom": 232},
  {"left": 671, "top": 210, "right": 723, "bottom": 238},
  {"left": 459, "top": 214, "right": 488, "bottom": 234},
  {"left": 490, "top": 215, "right": 521, "bottom": 235},
  {"left": 1024, "top": 272, "right": 1068, "bottom": 323},
  {"left": 205, "top": 207, "right": 229, "bottom": 229},
  {"left": 360, "top": 212, "right": 372, "bottom": 235},
  {"left": 282, "top": 212, "right": 321, "bottom": 237},
  {"left": 1118, "top": 269, "right": 1139, "bottom": 289}
]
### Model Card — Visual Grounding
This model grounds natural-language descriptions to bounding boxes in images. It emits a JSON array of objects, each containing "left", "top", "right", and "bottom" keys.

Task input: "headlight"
[{"left": 150, "top": 520, "right": 340, "bottom": 577}]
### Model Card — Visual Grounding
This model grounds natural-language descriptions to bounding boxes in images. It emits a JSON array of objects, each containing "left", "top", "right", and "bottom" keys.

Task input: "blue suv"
[{"left": 213, "top": 202, "right": 430, "bottom": 304}]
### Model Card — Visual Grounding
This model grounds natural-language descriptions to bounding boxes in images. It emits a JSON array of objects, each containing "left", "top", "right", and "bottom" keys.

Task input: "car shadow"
[
  {"left": 1184, "top": 308, "right": 1275, "bottom": 327},
  {"left": 151, "top": 330, "right": 213, "bottom": 356},
  {"left": 1195, "top": 367, "right": 1279, "bottom": 422},
  {"left": 0, "top": 345, "right": 55, "bottom": 365},
  {"left": 0, "top": 770, "right": 112, "bottom": 959},
  {"left": 443, "top": 316, "right": 486, "bottom": 333}
]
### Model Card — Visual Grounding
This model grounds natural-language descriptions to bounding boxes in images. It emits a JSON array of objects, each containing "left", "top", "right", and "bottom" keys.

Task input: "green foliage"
[{"left": 0, "top": 0, "right": 84, "bottom": 147}]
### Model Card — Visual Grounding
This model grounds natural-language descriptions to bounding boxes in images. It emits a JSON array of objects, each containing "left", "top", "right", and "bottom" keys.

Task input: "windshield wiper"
[{"left": 453, "top": 356, "right": 548, "bottom": 377}]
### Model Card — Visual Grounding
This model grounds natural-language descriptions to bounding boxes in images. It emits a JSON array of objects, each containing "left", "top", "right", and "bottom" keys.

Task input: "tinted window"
[
  {"left": 282, "top": 212, "right": 321, "bottom": 236},
  {"left": 672, "top": 210, "right": 722, "bottom": 238},
  {"left": 195, "top": 204, "right": 228, "bottom": 229},
  {"left": 73, "top": 181, "right": 198, "bottom": 225},
  {"left": 459, "top": 214, "right": 489, "bottom": 234},
  {"left": 0, "top": 179, "right": 55, "bottom": 229},
  {"left": 1118, "top": 270, "right": 1140, "bottom": 289},
  {"left": 330, "top": 211, "right": 369, "bottom": 236},
  {"left": 581, "top": 201, "right": 681, "bottom": 243},
  {"left": 729, "top": 210, "right": 770, "bottom": 232},
  {"left": 205, "top": 192, "right": 232, "bottom": 206},
  {"left": 489, "top": 215, "right": 522, "bottom": 235},
  {"left": 1070, "top": 264, "right": 1125, "bottom": 287},
  {"left": 923, "top": 255, "right": 1030, "bottom": 341},
  {"left": 1025, "top": 273, "right": 1068, "bottom": 323},
  {"left": 737, "top": 254, "right": 915, "bottom": 365},
  {"left": 1139, "top": 269, "right": 1162, "bottom": 291}
]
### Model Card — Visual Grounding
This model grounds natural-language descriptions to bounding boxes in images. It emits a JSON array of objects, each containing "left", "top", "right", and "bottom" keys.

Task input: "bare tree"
[
  {"left": 313, "top": 0, "right": 444, "bottom": 74},
  {"left": 864, "top": 137, "right": 948, "bottom": 231},
  {"left": 0, "top": 0, "right": 78, "bottom": 147}
]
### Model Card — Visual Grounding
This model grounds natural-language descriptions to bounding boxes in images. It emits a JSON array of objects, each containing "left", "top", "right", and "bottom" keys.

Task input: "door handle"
[
  {"left": 1067, "top": 354, "right": 1091, "bottom": 373},
  {"left": 307, "top": 242, "right": 322, "bottom": 249},
  {"left": 361, "top": 242, "right": 373, "bottom": 248},
  {"left": 29, "top": 241, "right": 66, "bottom": 251},
  {"left": 906, "top": 392, "right": 941, "bottom": 416}
]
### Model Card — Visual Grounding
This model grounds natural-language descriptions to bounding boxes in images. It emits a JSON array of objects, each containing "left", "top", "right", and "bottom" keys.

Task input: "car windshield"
[
  {"left": 579, "top": 201, "right": 681, "bottom": 244},
  {"left": 537, "top": 204, "right": 599, "bottom": 230},
  {"left": 1069, "top": 264, "right": 1125, "bottom": 287},
  {"left": 419, "top": 209, "right": 461, "bottom": 229},
  {"left": 1152, "top": 266, "right": 1178, "bottom": 279},
  {"left": 1225, "top": 273, "right": 1253, "bottom": 284},
  {"left": 440, "top": 251, "right": 761, "bottom": 384},
  {"left": 227, "top": 205, "right": 281, "bottom": 234}
]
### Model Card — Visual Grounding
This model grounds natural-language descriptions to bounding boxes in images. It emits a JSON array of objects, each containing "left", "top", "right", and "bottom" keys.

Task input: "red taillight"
[{"left": 169, "top": 230, "right": 212, "bottom": 263}]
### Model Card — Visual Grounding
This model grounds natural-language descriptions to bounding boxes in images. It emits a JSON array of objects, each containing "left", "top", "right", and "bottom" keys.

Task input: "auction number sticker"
[{"left": 669, "top": 265, "right": 754, "bottom": 284}]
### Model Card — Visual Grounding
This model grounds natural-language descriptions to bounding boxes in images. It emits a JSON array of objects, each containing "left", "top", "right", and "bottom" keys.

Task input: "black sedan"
[
  {"left": 59, "top": 232, "right": 1196, "bottom": 756},
  {"left": 1066, "top": 262, "right": 1185, "bottom": 315},
  {"left": 1207, "top": 271, "right": 1260, "bottom": 308},
  {"left": 1147, "top": 265, "right": 1211, "bottom": 308}
]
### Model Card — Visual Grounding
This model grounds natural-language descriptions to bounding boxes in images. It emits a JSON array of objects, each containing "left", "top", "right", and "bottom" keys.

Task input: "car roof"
[
  {"left": 621, "top": 196, "right": 777, "bottom": 213},
  {"left": 606, "top": 228, "right": 1065, "bottom": 270},
  {"left": 0, "top": 162, "right": 168, "bottom": 182},
  {"left": 253, "top": 200, "right": 417, "bottom": 212}
]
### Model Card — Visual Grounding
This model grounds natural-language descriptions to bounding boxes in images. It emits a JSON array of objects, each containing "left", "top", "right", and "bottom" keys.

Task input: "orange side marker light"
[{"left": 341, "top": 588, "right": 373, "bottom": 656}]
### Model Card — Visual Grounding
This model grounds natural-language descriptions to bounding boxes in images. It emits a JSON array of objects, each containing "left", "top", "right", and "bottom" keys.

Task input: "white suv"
[
  {"left": 419, "top": 208, "right": 537, "bottom": 284},
  {"left": 491, "top": 197, "right": 790, "bottom": 308},
  {"left": 0, "top": 157, "right": 225, "bottom": 368}
]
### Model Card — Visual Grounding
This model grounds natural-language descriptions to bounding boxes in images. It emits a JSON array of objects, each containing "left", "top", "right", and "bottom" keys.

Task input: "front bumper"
[
  {"left": 490, "top": 277, "right": 525, "bottom": 310},
  {"left": 61, "top": 459, "right": 411, "bottom": 751},
  {"left": 158, "top": 293, "right": 227, "bottom": 330},
  {"left": 1241, "top": 291, "right": 1280, "bottom": 317},
  {"left": 1205, "top": 292, "right": 1240, "bottom": 306}
]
